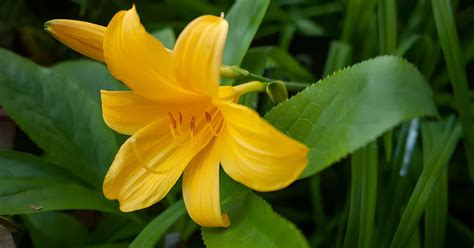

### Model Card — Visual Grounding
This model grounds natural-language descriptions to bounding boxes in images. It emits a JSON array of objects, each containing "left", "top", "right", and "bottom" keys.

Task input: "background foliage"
[{"left": 0, "top": 0, "right": 473, "bottom": 247}]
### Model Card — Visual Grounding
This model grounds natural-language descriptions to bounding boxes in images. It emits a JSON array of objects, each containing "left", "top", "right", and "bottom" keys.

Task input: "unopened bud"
[
  {"left": 45, "top": 19, "right": 106, "bottom": 62},
  {"left": 266, "top": 81, "right": 288, "bottom": 105}
]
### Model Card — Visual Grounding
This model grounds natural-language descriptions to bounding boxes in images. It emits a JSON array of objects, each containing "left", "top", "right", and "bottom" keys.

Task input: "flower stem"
[
  {"left": 220, "top": 65, "right": 311, "bottom": 91},
  {"left": 233, "top": 81, "right": 266, "bottom": 95}
]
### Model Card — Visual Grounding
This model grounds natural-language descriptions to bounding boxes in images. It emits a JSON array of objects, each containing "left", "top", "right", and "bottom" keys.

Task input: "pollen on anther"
[
  {"left": 205, "top": 112, "right": 212, "bottom": 123},
  {"left": 168, "top": 112, "right": 177, "bottom": 129},
  {"left": 178, "top": 112, "right": 183, "bottom": 125},
  {"left": 190, "top": 116, "right": 196, "bottom": 133}
]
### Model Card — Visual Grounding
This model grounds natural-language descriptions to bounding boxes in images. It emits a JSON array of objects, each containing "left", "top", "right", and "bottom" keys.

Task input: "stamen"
[
  {"left": 178, "top": 112, "right": 183, "bottom": 125},
  {"left": 168, "top": 112, "right": 177, "bottom": 140},
  {"left": 177, "top": 112, "right": 183, "bottom": 133},
  {"left": 168, "top": 112, "right": 177, "bottom": 129},
  {"left": 190, "top": 116, "right": 196, "bottom": 146},
  {"left": 205, "top": 112, "right": 212, "bottom": 122},
  {"left": 205, "top": 111, "right": 219, "bottom": 136},
  {"left": 130, "top": 137, "right": 162, "bottom": 174}
]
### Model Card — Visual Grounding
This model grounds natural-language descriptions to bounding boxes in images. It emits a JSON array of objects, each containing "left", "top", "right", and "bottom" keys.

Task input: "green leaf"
[
  {"left": 253, "top": 46, "right": 315, "bottom": 81},
  {"left": 424, "top": 170, "right": 447, "bottom": 248},
  {"left": 90, "top": 213, "right": 146, "bottom": 243},
  {"left": 390, "top": 116, "right": 461, "bottom": 248},
  {"left": 0, "top": 48, "right": 118, "bottom": 187},
  {"left": 432, "top": 0, "right": 474, "bottom": 182},
  {"left": 343, "top": 142, "right": 378, "bottom": 248},
  {"left": 223, "top": 0, "right": 270, "bottom": 71},
  {"left": 377, "top": 0, "right": 397, "bottom": 54},
  {"left": 151, "top": 27, "right": 176, "bottom": 49},
  {"left": 21, "top": 211, "right": 89, "bottom": 248},
  {"left": 202, "top": 175, "right": 309, "bottom": 248},
  {"left": 265, "top": 56, "right": 438, "bottom": 177},
  {"left": 129, "top": 200, "right": 186, "bottom": 248},
  {"left": 50, "top": 59, "right": 126, "bottom": 104},
  {"left": 322, "top": 41, "right": 352, "bottom": 76},
  {"left": 0, "top": 151, "right": 118, "bottom": 215}
]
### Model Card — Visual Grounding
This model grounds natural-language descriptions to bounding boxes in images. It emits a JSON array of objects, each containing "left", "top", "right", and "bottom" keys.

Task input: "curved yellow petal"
[
  {"left": 104, "top": 6, "right": 204, "bottom": 102},
  {"left": 214, "top": 100, "right": 309, "bottom": 192},
  {"left": 182, "top": 138, "right": 230, "bottom": 227},
  {"left": 45, "top": 19, "right": 105, "bottom": 62},
  {"left": 101, "top": 90, "right": 164, "bottom": 135},
  {"left": 103, "top": 116, "right": 215, "bottom": 211},
  {"left": 173, "top": 15, "right": 228, "bottom": 97}
]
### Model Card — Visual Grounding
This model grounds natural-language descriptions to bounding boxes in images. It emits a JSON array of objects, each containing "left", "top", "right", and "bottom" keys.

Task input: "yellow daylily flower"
[{"left": 45, "top": 6, "right": 309, "bottom": 227}]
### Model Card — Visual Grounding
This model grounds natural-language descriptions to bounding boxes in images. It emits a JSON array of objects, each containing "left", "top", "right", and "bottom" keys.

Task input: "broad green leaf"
[
  {"left": 202, "top": 175, "right": 309, "bottom": 248},
  {"left": 390, "top": 117, "right": 461, "bottom": 248},
  {"left": 90, "top": 213, "right": 146, "bottom": 244},
  {"left": 0, "top": 151, "right": 118, "bottom": 215},
  {"left": 50, "top": 59, "right": 126, "bottom": 104},
  {"left": 265, "top": 56, "right": 438, "bottom": 177},
  {"left": 130, "top": 200, "right": 186, "bottom": 248},
  {"left": 432, "top": 0, "right": 474, "bottom": 183},
  {"left": 0, "top": 48, "right": 118, "bottom": 187},
  {"left": 343, "top": 142, "right": 377, "bottom": 248},
  {"left": 223, "top": 0, "right": 270, "bottom": 70},
  {"left": 21, "top": 211, "right": 89, "bottom": 248}
]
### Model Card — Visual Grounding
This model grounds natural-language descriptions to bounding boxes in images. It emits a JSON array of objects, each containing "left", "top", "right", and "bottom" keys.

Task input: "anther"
[
  {"left": 205, "top": 112, "right": 212, "bottom": 123},
  {"left": 168, "top": 112, "right": 177, "bottom": 129},
  {"left": 168, "top": 112, "right": 177, "bottom": 140},
  {"left": 178, "top": 112, "right": 183, "bottom": 125},
  {"left": 190, "top": 116, "right": 196, "bottom": 145}
]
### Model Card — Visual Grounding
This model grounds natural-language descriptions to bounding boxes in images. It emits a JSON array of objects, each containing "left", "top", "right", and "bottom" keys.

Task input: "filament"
[
  {"left": 190, "top": 116, "right": 196, "bottom": 146},
  {"left": 168, "top": 112, "right": 177, "bottom": 141},
  {"left": 130, "top": 137, "right": 162, "bottom": 174},
  {"left": 205, "top": 111, "right": 219, "bottom": 136}
]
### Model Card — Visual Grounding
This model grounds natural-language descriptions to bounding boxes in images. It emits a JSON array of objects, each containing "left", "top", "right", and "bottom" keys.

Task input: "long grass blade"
[
  {"left": 377, "top": 0, "right": 397, "bottom": 54},
  {"left": 424, "top": 169, "right": 448, "bottom": 248},
  {"left": 432, "top": 0, "right": 474, "bottom": 182},
  {"left": 390, "top": 117, "right": 461, "bottom": 248},
  {"left": 343, "top": 142, "right": 378, "bottom": 248}
]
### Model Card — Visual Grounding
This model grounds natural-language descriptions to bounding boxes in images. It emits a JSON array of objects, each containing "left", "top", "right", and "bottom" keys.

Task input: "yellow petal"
[
  {"left": 101, "top": 90, "right": 163, "bottom": 135},
  {"left": 173, "top": 15, "right": 228, "bottom": 97},
  {"left": 103, "top": 116, "right": 216, "bottom": 211},
  {"left": 45, "top": 19, "right": 105, "bottom": 62},
  {"left": 182, "top": 138, "right": 230, "bottom": 227},
  {"left": 104, "top": 6, "right": 204, "bottom": 102},
  {"left": 214, "top": 100, "right": 309, "bottom": 192}
]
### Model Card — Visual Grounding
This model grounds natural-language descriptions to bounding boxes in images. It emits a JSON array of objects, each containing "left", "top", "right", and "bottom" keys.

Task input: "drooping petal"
[
  {"left": 104, "top": 6, "right": 204, "bottom": 102},
  {"left": 173, "top": 15, "right": 228, "bottom": 97},
  {"left": 182, "top": 138, "right": 230, "bottom": 227},
  {"left": 103, "top": 114, "right": 217, "bottom": 211},
  {"left": 214, "top": 100, "right": 309, "bottom": 192},
  {"left": 45, "top": 19, "right": 105, "bottom": 62},
  {"left": 101, "top": 90, "right": 163, "bottom": 135}
]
